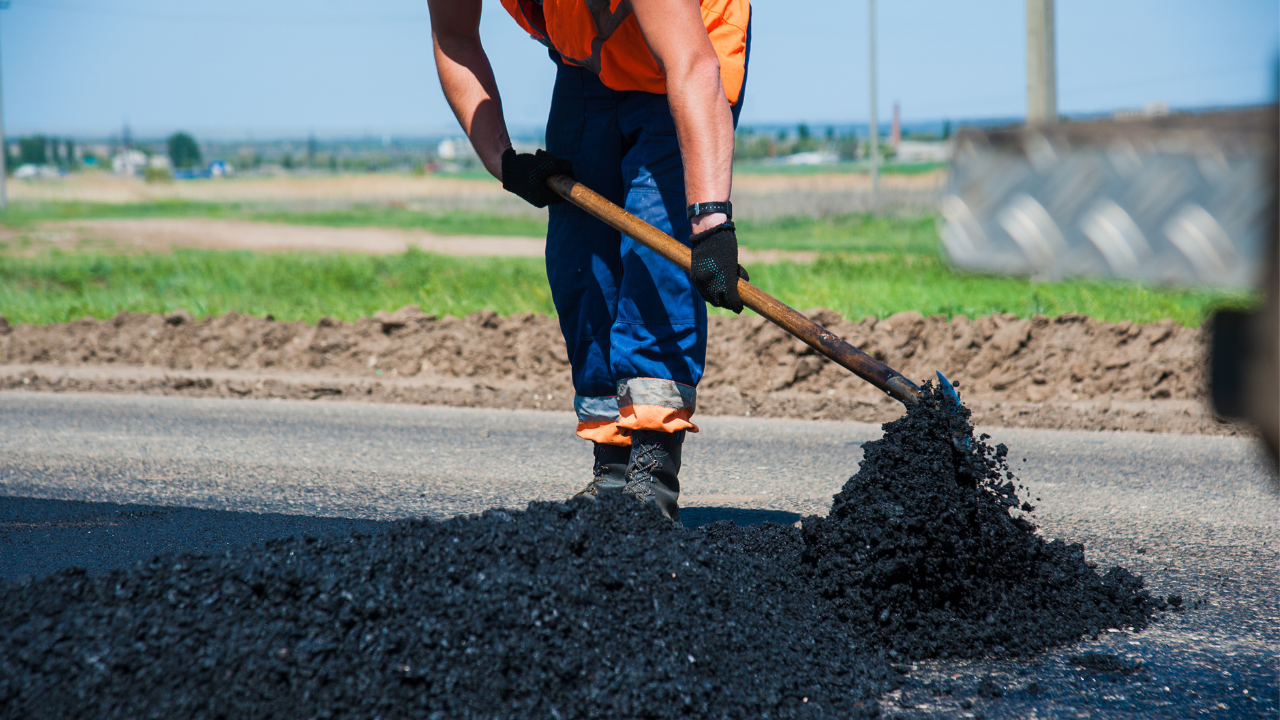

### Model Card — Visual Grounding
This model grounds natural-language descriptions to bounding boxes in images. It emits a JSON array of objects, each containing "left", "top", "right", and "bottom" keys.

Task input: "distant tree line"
[
  {"left": 734, "top": 120, "right": 953, "bottom": 163},
  {"left": 4, "top": 130, "right": 488, "bottom": 177},
  {"left": 5, "top": 135, "right": 82, "bottom": 173},
  {"left": 734, "top": 124, "right": 867, "bottom": 162}
]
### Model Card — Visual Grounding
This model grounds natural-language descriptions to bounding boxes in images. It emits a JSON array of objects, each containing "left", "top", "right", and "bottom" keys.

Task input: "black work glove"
[
  {"left": 501, "top": 148, "right": 573, "bottom": 208},
  {"left": 690, "top": 221, "right": 750, "bottom": 314}
]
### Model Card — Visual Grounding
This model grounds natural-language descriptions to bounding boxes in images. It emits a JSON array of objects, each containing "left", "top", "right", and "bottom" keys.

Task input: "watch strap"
[{"left": 686, "top": 201, "right": 732, "bottom": 220}]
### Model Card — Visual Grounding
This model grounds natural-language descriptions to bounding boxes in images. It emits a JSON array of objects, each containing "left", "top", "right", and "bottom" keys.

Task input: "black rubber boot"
[
  {"left": 622, "top": 430, "right": 683, "bottom": 521},
  {"left": 573, "top": 442, "right": 632, "bottom": 498}
]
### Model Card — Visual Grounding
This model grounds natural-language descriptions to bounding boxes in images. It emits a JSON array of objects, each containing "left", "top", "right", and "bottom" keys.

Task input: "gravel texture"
[
  {"left": 799, "top": 385, "right": 1161, "bottom": 660},
  {"left": 0, "top": 497, "right": 893, "bottom": 719},
  {"left": 0, "top": 390, "right": 1160, "bottom": 719}
]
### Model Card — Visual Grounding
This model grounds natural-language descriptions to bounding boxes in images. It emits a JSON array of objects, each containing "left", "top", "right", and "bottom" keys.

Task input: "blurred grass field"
[
  {"left": 0, "top": 201, "right": 1252, "bottom": 326},
  {"left": 0, "top": 199, "right": 935, "bottom": 253},
  {"left": 0, "top": 201, "right": 548, "bottom": 238}
]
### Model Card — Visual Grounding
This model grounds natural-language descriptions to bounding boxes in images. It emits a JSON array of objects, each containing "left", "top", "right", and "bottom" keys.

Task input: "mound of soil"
[
  {"left": 0, "top": 496, "right": 892, "bottom": 720},
  {"left": 0, "top": 307, "right": 1226, "bottom": 434},
  {"left": 704, "top": 310, "right": 1205, "bottom": 406},
  {"left": 0, "top": 385, "right": 1164, "bottom": 718},
  {"left": 800, "top": 385, "right": 1159, "bottom": 660}
]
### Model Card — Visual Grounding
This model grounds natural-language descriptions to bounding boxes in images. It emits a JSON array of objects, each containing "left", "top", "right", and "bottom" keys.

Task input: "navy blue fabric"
[{"left": 544, "top": 30, "right": 749, "bottom": 402}]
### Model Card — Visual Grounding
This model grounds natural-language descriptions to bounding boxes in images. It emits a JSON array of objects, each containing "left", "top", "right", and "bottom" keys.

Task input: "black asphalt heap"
[
  {"left": 0, "top": 495, "right": 892, "bottom": 720},
  {"left": 0, "top": 387, "right": 1162, "bottom": 718},
  {"left": 801, "top": 384, "right": 1159, "bottom": 660}
]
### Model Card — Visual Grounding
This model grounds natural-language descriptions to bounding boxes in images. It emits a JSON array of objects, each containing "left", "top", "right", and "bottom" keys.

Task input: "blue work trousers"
[{"left": 543, "top": 48, "right": 746, "bottom": 445}]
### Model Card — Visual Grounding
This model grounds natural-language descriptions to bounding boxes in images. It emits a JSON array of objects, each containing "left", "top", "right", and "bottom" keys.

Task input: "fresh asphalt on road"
[{"left": 1, "top": 391, "right": 1276, "bottom": 718}]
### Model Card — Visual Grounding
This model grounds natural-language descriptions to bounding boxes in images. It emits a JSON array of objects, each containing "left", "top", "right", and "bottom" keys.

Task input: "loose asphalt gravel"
[{"left": 0, "top": 392, "right": 1276, "bottom": 718}]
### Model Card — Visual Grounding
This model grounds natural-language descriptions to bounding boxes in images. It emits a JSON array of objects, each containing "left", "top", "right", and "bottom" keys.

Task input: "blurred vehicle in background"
[
  {"left": 13, "top": 163, "right": 64, "bottom": 179},
  {"left": 112, "top": 149, "right": 148, "bottom": 176},
  {"left": 939, "top": 106, "right": 1279, "bottom": 462}
]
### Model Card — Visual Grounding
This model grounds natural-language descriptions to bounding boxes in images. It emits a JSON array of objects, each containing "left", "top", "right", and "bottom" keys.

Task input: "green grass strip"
[
  {"left": 738, "top": 214, "right": 939, "bottom": 254},
  {"left": 0, "top": 201, "right": 548, "bottom": 238},
  {"left": 0, "top": 248, "right": 554, "bottom": 323},
  {"left": 0, "top": 247, "right": 1248, "bottom": 327},
  {"left": 735, "top": 254, "right": 1249, "bottom": 326},
  {"left": 733, "top": 161, "right": 947, "bottom": 176}
]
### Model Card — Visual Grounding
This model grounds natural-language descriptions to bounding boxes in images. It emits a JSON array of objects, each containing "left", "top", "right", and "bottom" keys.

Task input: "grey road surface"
[{"left": 1, "top": 391, "right": 1276, "bottom": 718}]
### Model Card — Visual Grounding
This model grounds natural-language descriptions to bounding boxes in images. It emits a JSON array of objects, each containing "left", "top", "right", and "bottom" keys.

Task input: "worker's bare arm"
[
  {"left": 630, "top": 0, "right": 736, "bottom": 233},
  {"left": 428, "top": 0, "right": 512, "bottom": 180}
]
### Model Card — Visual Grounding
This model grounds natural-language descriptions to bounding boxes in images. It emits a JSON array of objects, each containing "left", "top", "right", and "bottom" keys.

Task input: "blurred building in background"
[{"left": 112, "top": 149, "right": 147, "bottom": 176}]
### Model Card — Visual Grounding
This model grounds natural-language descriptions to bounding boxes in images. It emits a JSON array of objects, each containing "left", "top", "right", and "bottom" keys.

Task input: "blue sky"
[{"left": 2, "top": 0, "right": 1276, "bottom": 138}]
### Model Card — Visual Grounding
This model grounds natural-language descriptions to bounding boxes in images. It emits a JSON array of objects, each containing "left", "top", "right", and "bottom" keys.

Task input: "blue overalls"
[{"left": 542, "top": 34, "right": 748, "bottom": 446}]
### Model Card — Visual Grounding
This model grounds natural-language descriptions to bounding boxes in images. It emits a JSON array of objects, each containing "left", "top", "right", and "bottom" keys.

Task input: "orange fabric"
[
  {"left": 617, "top": 404, "right": 700, "bottom": 434},
  {"left": 500, "top": 0, "right": 749, "bottom": 105},
  {"left": 576, "top": 419, "right": 632, "bottom": 446}
]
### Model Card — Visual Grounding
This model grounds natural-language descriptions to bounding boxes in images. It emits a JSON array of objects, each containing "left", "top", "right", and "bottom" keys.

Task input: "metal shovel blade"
[{"left": 936, "top": 371, "right": 962, "bottom": 410}]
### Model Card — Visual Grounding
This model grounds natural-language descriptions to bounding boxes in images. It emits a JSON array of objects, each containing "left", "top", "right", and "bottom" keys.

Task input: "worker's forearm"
[
  {"left": 433, "top": 35, "right": 512, "bottom": 180},
  {"left": 668, "top": 61, "right": 735, "bottom": 233}
]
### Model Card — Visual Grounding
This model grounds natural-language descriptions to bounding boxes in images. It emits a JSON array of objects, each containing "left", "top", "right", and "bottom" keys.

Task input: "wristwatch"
[{"left": 685, "top": 201, "right": 732, "bottom": 220}]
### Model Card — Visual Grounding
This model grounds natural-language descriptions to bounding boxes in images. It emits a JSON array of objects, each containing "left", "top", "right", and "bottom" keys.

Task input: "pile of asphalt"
[
  {"left": 801, "top": 384, "right": 1161, "bottom": 660},
  {"left": 0, "top": 387, "right": 1162, "bottom": 717},
  {"left": 0, "top": 495, "right": 892, "bottom": 719}
]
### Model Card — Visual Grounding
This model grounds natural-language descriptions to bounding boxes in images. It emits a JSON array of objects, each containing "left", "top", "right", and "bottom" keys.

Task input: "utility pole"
[
  {"left": 867, "top": 0, "right": 879, "bottom": 199},
  {"left": 1026, "top": 0, "right": 1057, "bottom": 125},
  {"left": 0, "top": 1, "right": 10, "bottom": 211}
]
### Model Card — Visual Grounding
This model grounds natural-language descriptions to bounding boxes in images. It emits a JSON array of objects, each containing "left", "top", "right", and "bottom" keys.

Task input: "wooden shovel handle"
[{"left": 546, "top": 174, "right": 922, "bottom": 406}]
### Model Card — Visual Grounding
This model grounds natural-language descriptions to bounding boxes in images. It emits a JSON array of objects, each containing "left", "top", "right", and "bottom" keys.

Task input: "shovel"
[{"left": 546, "top": 175, "right": 962, "bottom": 409}]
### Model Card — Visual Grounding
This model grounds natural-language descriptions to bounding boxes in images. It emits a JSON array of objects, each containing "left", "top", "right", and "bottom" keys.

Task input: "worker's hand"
[
  {"left": 690, "top": 222, "right": 750, "bottom": 313},
  {"left": 501, "top": 148, "right": 573, "bottom": 208}
]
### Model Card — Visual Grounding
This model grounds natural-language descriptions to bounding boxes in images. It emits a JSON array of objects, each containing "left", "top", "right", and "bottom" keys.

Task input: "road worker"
[{"left": 427, "top": 0, "right": 751, "bottom": 521}]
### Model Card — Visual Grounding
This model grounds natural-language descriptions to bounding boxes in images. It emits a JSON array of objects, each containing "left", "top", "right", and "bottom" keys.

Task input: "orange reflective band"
[
  {"left": 617, "top": 404, "right": 700, "bottom": 434},
  {"left": 576, "top": 420, "right": 632, "bottom": 446}
]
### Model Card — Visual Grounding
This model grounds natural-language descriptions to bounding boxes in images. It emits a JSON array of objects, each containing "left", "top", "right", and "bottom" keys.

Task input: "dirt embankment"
[{"left": 0, "top": 307, "right": 1237, "bottom": 435}]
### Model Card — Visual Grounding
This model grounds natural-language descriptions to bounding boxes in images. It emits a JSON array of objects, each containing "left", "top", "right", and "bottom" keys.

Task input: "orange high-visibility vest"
[{"left": 500, "top": 0, "right": 749, "bottom": 105}]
